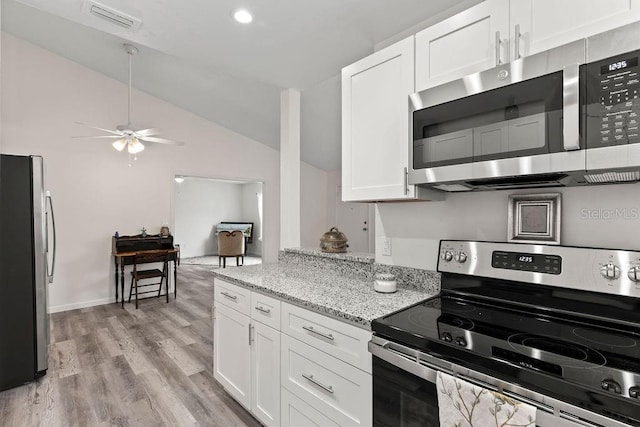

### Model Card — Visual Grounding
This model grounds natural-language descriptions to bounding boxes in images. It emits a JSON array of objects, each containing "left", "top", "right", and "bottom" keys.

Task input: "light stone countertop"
[
  {"left": 212, "top": 262, "right": 436, "bottom": 329},
  {"left": 283, "top": 247, "right": 375, "bottom": 263}
]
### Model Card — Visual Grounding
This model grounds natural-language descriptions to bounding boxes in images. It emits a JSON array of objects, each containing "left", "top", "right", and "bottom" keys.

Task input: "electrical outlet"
[{"left": 382, "top": 237, "right": 392, "bottom": 256}]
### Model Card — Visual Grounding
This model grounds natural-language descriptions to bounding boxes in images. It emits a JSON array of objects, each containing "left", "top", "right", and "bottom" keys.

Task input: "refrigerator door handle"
[{"left": 46, "top": 190, "right": 56, "bottom": 284}]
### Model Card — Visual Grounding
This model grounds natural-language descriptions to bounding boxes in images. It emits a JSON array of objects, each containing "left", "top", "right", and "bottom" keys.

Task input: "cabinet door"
[
  {"left": 213, "top": 302, "right": 251, "bottom": 409},
  {"left": 251, "top": 321, "right": 281, "bottom": 427},
  {"left": 511, "top": 0, "right": 640, "bottom": 58},
  {"left": 415, "top": 0, "right": 509, "bottom": 91},
  {"left": 342, "top": 36, "right": 415, "bottom": 201}
]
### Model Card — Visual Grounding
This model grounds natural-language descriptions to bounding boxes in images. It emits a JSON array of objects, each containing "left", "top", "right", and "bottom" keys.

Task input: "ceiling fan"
[{"left": 74, "top": 43, "right": 184, "bottom": 159}]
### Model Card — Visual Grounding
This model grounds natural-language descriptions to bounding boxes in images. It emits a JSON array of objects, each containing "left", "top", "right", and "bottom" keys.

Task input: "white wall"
[
  {"left": 376, "top": 185, "right": 640, "bottom": 270},
  {"left": 241, "top": 182, "right": 263, "bottom": 256},
  {"left": 0, "top": 33, "right": 285, "bottom": 312},
  {"left": 300, "top": 161, "right": 330, "bottom": 248},
  {"left": 174, "top": 178, "right": 244, "bottom": 258}
]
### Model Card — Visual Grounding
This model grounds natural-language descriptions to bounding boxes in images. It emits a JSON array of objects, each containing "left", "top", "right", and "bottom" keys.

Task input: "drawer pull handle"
[
  {"left": 302, "top": 373, "right": 334, "bottom": 394},
  {"left": 255, "top": 306, "right": 271, "bottom": 314},
  {"left": 221, "top": 291, "right": 238, "bottom": 300},
  {"left": 302, "top": 325, "right": 334, "bottom": 341}
]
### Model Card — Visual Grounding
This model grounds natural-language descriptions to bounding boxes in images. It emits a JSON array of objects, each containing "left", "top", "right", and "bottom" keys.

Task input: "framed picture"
[{"left": 507, "top": 193, "right": 561, "bottom": 244}]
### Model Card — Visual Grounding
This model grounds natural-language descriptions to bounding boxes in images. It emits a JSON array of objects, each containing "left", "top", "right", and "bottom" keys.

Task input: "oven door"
[
  {"left": 408, "top": 39, "right": 586, "bottom": 190},
  {"left": 370, "top": 338, "right": 629, "bottom": 427}
]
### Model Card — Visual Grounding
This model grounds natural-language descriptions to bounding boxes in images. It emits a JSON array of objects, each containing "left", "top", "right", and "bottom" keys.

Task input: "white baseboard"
[
  {"left": 49, "top": 284, "right": 177, "bottom": 314},
  {"left": 49, "top": 297, "right": 115, "bottom": 314}
]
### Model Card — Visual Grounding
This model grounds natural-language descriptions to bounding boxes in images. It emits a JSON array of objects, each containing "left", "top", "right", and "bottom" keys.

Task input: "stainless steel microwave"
[{"left": 409, "top": 22, "right": 640, "bottom": 191}]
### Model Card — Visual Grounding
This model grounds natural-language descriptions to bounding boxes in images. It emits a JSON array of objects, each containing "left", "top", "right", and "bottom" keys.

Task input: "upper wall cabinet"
[
  {"left": 415, "top": 0, "right": 509, "bottom": 92},
  {"left": 342, "top": 37, "right": 443, "bottom": 202},
  {"left": 511, "top": 0, "right": 640, "bottom": 58},
  {"left": 416, "top": 0, "right": 640, "bottom": 92}
]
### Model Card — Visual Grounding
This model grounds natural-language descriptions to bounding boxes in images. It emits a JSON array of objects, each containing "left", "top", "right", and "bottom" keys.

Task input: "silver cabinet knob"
[
  {"left": 600, "top": 263, "right": 620, "bottom": 279},
  {"left": 628, "top": 266, "right": 640, "bottom": 282}
]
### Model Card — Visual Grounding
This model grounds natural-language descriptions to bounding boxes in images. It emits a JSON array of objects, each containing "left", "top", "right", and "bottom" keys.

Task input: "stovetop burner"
[
  {"left": 507, "top": 333, "right": 607, "bottom": 368},
  {"left": 573, "top": 327, "right": 638, "bottom": 348}
]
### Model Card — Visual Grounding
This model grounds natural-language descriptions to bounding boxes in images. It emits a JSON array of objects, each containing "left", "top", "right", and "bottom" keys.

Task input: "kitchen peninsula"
[{"left": 212, "top": 248, "right": 439, "bottom": 427}]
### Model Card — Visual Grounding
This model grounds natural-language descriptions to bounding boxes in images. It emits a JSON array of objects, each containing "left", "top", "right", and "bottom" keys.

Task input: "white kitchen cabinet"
[
  {"left": 510, "top": 0, "right": 640, "bottom": 58},
  {"left": 213, "top": 279, "right": 281, "bottom": 427},
  {"left": 281, "top": 334, "right": 372, "bottom": 427},
  {"left": 342, "top": 36, "right": 443, "bottom": 202},
  {"left": 415, "top": 0, "right": 509, "bottom": 91},
  {"left": 416, "top": 0, "right": 640, "bottom": 92},
  {"left": 281, "top": 302, "right": 373, "bottom": 373},
  {"left": 213, "top": 301, "right": 251, "bottom": 409},
  {"left": 251, "top": 320, "right": 281, "bottom": 427}
]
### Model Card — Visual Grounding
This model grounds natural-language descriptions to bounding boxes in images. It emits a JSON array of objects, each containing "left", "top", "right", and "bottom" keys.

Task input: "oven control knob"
[
  {"left": 455, "top": 252, "right": 468, "bottom": 263},
  {"left": 601, "top": 379, "right": 622, "bottom": 394},
  {"left": 600, "top": 263, "right": 620, "bottom": 279},
  {"left": 630, "top": 386, "right": 640, "bottom": 399},
  {"left": 441, "top": 332, "right": 453, "bottom": 342},
  {"left": 455, "top": 337, "right": 467, "bottom": 347},
  {"left": 441, "top": 251, "right": 453, "bottom": 262},
  {"left": 628, "top": 266, "right": 640, "bottom": 282}
]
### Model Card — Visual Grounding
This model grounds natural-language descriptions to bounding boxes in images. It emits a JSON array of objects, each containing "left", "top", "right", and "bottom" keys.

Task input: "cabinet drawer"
[
  {"left": 281, "top": 334, "right": 372, "bottom": 427},
  {"left": 281, "top": 303, "right": 372, "bottom": 372},
  {"left": 251, "top": 292, "right": 281, "bottom": 330},
  {"left": 281, "top": 387, "right": 339, "bottom": 427},
  {"left": 214, "top": 279, "right": 251, "bottom": 315}
]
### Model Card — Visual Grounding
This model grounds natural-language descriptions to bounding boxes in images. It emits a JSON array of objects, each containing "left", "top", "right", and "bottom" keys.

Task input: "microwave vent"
[
  {"left": 584, "top": 171, "right": 640, "bottom": 184},
  {"left": 82, "top": 0, "right": 142, "bottom": 31}
]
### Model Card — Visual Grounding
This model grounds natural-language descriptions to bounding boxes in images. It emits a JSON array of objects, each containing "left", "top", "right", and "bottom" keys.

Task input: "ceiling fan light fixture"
[
  {"left": 127, "top": 138, "right": 145, "bottom": 154},
  {"left": 112, "top": 139, "right": 127, "bottom": 151},
  {"left": 233, "top": 9, "right": 253, "bottom": 24}
]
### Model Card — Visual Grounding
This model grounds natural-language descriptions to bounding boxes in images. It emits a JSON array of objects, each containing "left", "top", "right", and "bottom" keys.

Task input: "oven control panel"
[
  {"left": 438, "top": 240, "right": 640, "bottom": 298},
  {"left": 491, "top": 251, "right": 562, "bottom": 275}
]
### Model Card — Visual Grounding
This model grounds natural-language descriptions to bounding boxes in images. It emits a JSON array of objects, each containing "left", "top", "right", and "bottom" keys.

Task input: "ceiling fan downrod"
[{"left": 123, "top": 43, "right": 138, "bottom": 128}]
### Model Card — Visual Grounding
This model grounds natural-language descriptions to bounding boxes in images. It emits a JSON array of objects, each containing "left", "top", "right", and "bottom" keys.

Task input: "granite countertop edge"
[
  {"left": 212, "top": 263, "right": 436, "bottom": 329},
  {"left": 213, "top": 274, "right": 372, "bottom": 325}
]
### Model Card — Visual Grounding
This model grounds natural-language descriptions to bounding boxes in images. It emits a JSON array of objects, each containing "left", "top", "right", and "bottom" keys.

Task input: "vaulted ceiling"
[{"left": 2, "top": 0, "right": 480, "bottom": 170}]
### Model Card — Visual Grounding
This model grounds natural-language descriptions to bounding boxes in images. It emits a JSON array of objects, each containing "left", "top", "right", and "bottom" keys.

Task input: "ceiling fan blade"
[
  {"left": 140, "top": 136, "right": 185, "bottom": 146},
  {"left": 72, "top": 135, "right": 123, "bottom": 139},
  {"left": 134, "top": 128, "right": 161, "bottom": 137},
  {"left": 74, "top": 122, "right": 123, "bottom": 136}
]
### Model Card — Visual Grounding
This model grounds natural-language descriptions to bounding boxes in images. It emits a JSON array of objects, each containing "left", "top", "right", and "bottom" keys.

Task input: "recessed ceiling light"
[{"left": 233, "top": 9, "right": 253, "bottom": 24}]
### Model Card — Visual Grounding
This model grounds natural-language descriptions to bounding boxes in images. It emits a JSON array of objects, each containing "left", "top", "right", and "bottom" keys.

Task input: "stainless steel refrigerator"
[{"left": 0, "top": 154, "right": 56, "bottom": 391}]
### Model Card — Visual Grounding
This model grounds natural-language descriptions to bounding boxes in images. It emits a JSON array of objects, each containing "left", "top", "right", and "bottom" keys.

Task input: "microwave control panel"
[{"left": 584, "top": 49, "right": 640, "bottom": 148}]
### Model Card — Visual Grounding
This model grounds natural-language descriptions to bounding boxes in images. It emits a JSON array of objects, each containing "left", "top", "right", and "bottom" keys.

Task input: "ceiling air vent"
[
  {"left": 584, "top": 171, "right": 640, "bottom": 184},
  {"left": 82, "top": 0, "right": 142, "bottom": 31}
]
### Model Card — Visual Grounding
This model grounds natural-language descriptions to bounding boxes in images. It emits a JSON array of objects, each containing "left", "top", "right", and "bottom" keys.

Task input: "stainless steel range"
[{"left": 370, "top": 240, "right": 640, "bottom": 427}]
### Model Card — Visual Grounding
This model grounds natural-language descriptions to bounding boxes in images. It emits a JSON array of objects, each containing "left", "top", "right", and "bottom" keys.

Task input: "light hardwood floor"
[{"left": 0, "top": 265, "right": 261, "bottom": 427}]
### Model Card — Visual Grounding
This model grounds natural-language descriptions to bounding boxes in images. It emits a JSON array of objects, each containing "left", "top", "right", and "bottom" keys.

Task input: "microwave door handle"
[
  {"left": 562, "top": 63, "right": 581, "bottom": 150},
  {"left": 45, "top": 191, "right": 57, "bottom": 284}
]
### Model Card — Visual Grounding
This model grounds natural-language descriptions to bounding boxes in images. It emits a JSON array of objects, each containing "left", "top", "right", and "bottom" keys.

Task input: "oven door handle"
[{"left": 369, "top": 340, "right": 439, "bottom": 384}]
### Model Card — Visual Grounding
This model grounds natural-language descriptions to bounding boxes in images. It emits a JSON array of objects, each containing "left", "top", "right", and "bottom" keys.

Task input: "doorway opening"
[{"left": 173, "top": 175, "right": 263, "bottom": 268}]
